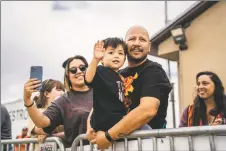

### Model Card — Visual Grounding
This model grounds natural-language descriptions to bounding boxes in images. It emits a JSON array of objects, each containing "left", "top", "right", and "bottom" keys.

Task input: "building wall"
[
  {"left": 158, "top": 36, "right": 179, "bottom": 56},
  {"left": 157, "top": 1, "right": 226, "bottom": 116},
  {"left": 180, "top": 1, "right": 226, "bottom": 111}
]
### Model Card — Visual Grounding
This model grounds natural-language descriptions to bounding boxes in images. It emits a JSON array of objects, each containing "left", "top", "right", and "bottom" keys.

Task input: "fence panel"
[
  {"left": 71, "top": 125, "right": 226, "bottom": 151},
  {"left": 215, "top": 135, "right": 226, "bottom": 151},
  {"left": 1, "top": 137, "right": 65, "bottom": 151}
]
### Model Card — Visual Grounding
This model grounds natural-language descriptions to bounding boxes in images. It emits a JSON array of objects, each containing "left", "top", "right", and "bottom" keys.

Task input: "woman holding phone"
[
  {"left": 27, "top": 79, "right": 65, "bottom": 150},
  {"left": 23, "top": 55, "right": 93, "bottom": 147}
]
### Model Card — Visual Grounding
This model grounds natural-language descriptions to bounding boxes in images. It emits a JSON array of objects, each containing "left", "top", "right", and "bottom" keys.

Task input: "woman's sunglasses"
[{"left": 68, "top": 65, "right": 87, "bottom": 74}]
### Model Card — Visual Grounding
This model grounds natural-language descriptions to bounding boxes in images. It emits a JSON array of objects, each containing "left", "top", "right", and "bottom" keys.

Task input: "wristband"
[
  {"left": 105, "top": 131, "right": 113, "bottom": 142},
  {"left": 24, "top": 101, "right": 34, "bottom": 108}
]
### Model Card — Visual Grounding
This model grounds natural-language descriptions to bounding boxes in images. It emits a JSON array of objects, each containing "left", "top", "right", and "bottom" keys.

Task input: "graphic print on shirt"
[
  {"left": 116, "top": 81, "right": 124, "bottom": 103},
  {"left": 120, "top": 73, "right": 138, "bottom": 112}
]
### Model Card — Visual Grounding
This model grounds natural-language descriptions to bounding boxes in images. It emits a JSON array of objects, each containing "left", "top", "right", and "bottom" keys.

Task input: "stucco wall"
[
  {"left": 180, "top": 1, "right": 226, "bottom": 112},
  {"left": 158, "top": 36, "right": 179, "bottom": 56},
  {"left": 157, "top": 1, "right": 226, "bottom": 116}
]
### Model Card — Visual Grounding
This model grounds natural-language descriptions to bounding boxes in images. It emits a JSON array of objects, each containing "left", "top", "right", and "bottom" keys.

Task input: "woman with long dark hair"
[
  {"left": 24, "top": 55, "right": 93, "bottom": 147},
  {"left": 179, "top": 71, "right": 226, "bottom": 127}
]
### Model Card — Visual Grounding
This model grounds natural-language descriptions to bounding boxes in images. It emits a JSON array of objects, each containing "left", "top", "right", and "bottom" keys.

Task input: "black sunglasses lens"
[
  {"left": 79, "top": 65, "right": 87, "bottom": 71},
  {"left": 69, "top": 65, "right": 86, "bottom": 74},
  {"left": 69, "top": 68, "right": 77, "bottom": 74}
]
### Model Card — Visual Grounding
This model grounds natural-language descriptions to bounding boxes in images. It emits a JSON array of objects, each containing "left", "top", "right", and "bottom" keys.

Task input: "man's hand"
[
  {"left": 86, "top": 128, "right": 97, "bottom": 142},
  {"left": 37, "top": 135, "right": 48, "bottom": 143},
  {"left": 90, "top": 131, "right": 111, "bottom": 150},
  {"left": 93, "top": 41, "right": 105, "bottom": 61}
]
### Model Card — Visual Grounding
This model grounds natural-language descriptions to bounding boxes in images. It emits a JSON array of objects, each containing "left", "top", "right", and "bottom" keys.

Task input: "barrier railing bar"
[
  {"left": 32, "top": 143, "right": 35, "bottom": 151},
  {"left": 169, "top": 136, "right": 174, "bottom": 151},
  {"left": 71, "top": 125, "right": 226, "bottom": 151},
  {"left": 152, "top": 137, "right": 157, "bottom": 151},
  {"left": 6, "top": 144, "right": 9, "bottom": 151},
  {"left": 79, "top": 140, "right": 83, "bottom": 151},
  {"left": 188, "top": 136, "right": 194, "bottom": 151},
  {"left": 137, "top": 137, "right": 142, "bottom": 151},
  {"left": 89, "top": 143, "right": 93, "bottom": 151},
  {"left": 112, "top": 142, "right": 116, "bottom": 151},
  {"left": 1, "top": 137, "right": 65, "bottom": 151},
  {"left": 18, "top": 144, "right": 21, "bottom": 151},
  {"left": 121, "top": 125, "right": 226, "bottom": 138},
  {"left": 71, "top": 134, "right": 86, "bottom": 151},
  {"left": 1, "top": 145, "right": 3, "bottom": 151},
  {"left": 209, "top": 135, "right": 216, "bottom": 151},
  {"left": 124, "top": 138, "right": 128, "bottom": 151}
]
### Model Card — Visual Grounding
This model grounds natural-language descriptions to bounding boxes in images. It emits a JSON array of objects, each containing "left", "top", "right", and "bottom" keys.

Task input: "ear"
[{"left": 44, "top": 91, "right": 50, "bottom": 98}]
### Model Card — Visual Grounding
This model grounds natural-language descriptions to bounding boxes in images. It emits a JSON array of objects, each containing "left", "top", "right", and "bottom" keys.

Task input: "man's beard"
[{"left": 127, "top": 49, "right": 147, "bottom": 64}]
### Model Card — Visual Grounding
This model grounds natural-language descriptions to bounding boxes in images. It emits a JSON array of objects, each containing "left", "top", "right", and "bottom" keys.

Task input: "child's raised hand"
[{"left": 94, "top": 41, "right": 105, "bottom": 61}]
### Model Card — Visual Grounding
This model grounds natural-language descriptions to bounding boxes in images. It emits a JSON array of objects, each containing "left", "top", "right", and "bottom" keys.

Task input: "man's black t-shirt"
[
  {"left": 85, "top": 66, "right": 126, "bottom": 131},
  {"left": 120, "top": 59, "right": 172, "bottom": 129}
]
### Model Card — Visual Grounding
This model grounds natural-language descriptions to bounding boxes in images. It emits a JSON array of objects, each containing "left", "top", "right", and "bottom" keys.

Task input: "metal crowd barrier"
[
  {"left": 1, "top": 137, "right": 65, "bottom": 151},
  {"left": 71, "top": 125, "right": 226, "bottom": 151}
]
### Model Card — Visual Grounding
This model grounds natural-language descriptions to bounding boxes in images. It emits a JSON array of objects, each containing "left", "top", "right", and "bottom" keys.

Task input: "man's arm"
[
  {"left": 33, "top": 127, "right": 47, "bottom": 135},
  {"left": 52, "top": 132, "right": 65, "bottom": 139},
  {"left": 108, "top": 97, "right": 160, "bottom": 139}
]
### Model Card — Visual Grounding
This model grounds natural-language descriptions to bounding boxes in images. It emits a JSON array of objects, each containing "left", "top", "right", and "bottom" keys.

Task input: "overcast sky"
[{"left": 1, "top": 1, "right": 197, "bottom": 103}]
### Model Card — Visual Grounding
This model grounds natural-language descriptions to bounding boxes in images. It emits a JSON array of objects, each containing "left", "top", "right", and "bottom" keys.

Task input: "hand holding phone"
[
  {"left": 24, "top": 66, "right": 43, "bottom": 102},
  {"left": 30, "top": 66, "right": 43, "bottom": 90}
]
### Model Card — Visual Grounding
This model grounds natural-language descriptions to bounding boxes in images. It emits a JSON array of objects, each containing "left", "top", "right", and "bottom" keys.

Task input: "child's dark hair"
[{"left": 102, "top": 37, "right": 127, "bottom": 55}]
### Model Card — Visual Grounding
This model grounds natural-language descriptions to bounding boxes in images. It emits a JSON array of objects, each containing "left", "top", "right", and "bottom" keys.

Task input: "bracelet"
[
  {"left": 24, "top": 101, "right": 34, "bottom": 108},
  {"left": 105, "top": 131, "right": 113, "bottom": 142}
]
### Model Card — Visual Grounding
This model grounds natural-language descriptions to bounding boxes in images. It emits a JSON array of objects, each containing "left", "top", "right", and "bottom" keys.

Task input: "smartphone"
[{"left": 30, "top": 66, "right": 43, "bottom": 90}]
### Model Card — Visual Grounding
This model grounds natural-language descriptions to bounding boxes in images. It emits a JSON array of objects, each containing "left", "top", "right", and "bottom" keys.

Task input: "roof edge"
[
  {"left": 2, "top": 98, "right": 23, "bottom": 105},
  {"left": 150, "top": 1, "right": 218, "bottom": 45}
]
